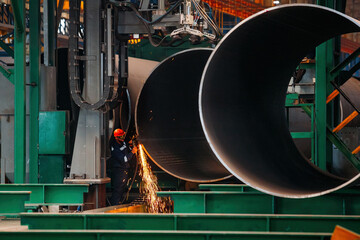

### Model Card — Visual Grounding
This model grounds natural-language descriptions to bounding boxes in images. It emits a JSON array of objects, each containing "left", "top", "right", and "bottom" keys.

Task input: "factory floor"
[{"left": 0, "top": 217, "right": 27, "bottom": 231}]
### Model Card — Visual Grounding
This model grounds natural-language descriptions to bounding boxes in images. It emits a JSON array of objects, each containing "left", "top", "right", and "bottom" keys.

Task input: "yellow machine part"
[{"left": 105, "top": 205, "right": 147, "bottom": 213}]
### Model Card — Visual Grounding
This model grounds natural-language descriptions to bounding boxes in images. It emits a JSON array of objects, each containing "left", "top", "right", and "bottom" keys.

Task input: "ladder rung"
[
  {"left": 326, "top": 89, "right": 339, "bottom": 104},
  {"left": 352, "top": 145, "right": 360, "bottom": 155},
  {"left": 333, "top": 111, "right": 359, "bottom": 133}
]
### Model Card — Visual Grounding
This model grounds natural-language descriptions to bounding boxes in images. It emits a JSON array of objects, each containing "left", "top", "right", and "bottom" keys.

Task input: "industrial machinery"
[
  {"left": 62, "top": 0, "right": 223, "bottom": 207},
  {"left": 0, "top": 0, "right": 223, "bottom": 208}
]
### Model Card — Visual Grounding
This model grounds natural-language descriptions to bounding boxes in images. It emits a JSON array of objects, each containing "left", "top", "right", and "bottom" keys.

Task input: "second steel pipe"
[{"left": 136, "top": 49, "right": 231, "bottom": 182}]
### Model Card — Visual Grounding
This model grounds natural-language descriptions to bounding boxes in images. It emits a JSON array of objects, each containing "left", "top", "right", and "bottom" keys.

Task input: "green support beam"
[
  {"left": 326, "top": 127, "right": 360, "bottom": 171},
  {"left": 0, "top": 184, "right": 88, "bottom": 206},
  {"left": 315, "top": 41, "right": 332, "bottom": 170},
  {"left": 44, "top": 0, "right": 56, "bottom": 66},
  {"left": 315, "top": 0, "right": 345, "bottom": 171},
  {"left": 20, "top": 213, "right": 360, "bottom": 234},
  {"left": 29, "top": 0, "right": 41, "bottom": 183},
  {"left": 302, "top": 105, "right": 360, "bottom": 171},
  {"left": 157, "top": 190, "right": 360, "bottom": 214},
  {"left": 12, "top": 0, "right": 26, "bottom": 183},
  {"left": 0, "top": 230, "right": 332, "bottom": 240},
  {"left": 10, "top": 0, "right": 25, "bottom": 33},
  {"left": 290, "top": 132, "right": 313, "bottom": 139},
  {"left": 0, "top": 65, "right": 13, "bottom": 84},
  {"left": 330, "top": 47, "right": 360, "bottom": 79},
  {"left": 199, "top": 184, "right": 260, "bottom": 192},
  {"left": 0, "top": 191, "right": 30, "bottom": 217},
  {"left": 0, "top": 40, "right": 14, "bottom": 58}
]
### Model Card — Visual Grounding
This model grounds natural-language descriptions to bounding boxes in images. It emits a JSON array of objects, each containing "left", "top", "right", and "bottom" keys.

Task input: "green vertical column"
[
  {"left": 11, "top": 0, "right": 26, "bottom": 183},
  {"left": 315, "top": 43, "right": 330, "bottom": 170},
  {"left": 44, "top": 0, "right": 56, "bottom": 66},
  {"left": 29, "top": 0, "right": 41, "bottom": 183},
  {"left": 315, "top": 0, "right": 335, "bottom": 170}
]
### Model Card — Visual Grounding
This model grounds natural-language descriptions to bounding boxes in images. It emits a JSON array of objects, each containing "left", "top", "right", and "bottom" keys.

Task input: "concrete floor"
[{"left": 0, "top": 217, "right": 28, "bottom": 231}]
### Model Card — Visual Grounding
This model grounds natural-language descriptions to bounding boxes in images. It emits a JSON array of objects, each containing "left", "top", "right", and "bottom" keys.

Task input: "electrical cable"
[
  {"left": 124, "top": 156, "right": 139, "bottom": 203},
  {"left": 191, "top": 0, "right": 222, "bottom": 38},
  {"left": 193, "top": 3, "right": 219, "bottom": 37},
  {"left": 195, "top": 0, "right": 221, "bottom": 36}
]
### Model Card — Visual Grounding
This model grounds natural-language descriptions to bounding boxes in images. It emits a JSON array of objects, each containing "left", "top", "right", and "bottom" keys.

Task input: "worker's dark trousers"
[{"left": 110, "top": 167, "right": 129, "bottom": 206}]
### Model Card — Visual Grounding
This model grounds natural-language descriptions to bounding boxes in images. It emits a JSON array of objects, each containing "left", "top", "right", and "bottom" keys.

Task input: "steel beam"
[
  {"left": 43, "top": 0, "right": 56, "bottom": 66},
  {"left": 330, "top": 47, "right": 360, "bottom": 78},
  {"left": 29, "top": 0, "right": 41, "bottom": 183},
  {"left": 0, "top": 184, "right": 88, "bottom": 205},
  {"left": 157, "top": 190, "right": 360, "bottom": 214},
  {"left": 10, "top": 0, "right": 24, "bottom": 33},
  {"left": 199, "top": 4, "right": 360, "bottom": 198},
  {"left": 0, "top": 65, "right": 13, "bottom": 83},
  {"left": 0, "top": 230, "right": 332, "bottom": 240},
  {"left": 301, "top": 105, "right": 360, "bottom": 172},
  {"left": 20, "top": 212, "right": 360, "bottom": 233},
  {"left": 0, "top": 191, "right": 30, "bottom": 217},
  {"left": 315, "top": 41, "right": 333, "bottom": 170},
  {"left": 0, "top": 39, "right": 14, "bottom": 58},
  {"left": 12, "top": 0, "right": 26, "bottom": 183}
]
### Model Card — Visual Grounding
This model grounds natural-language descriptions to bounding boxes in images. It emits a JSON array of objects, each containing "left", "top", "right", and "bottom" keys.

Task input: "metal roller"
[
  {"left": 199, "top": 4, "right": 360, "bottom": 197},
  {"left": 136, "top": 49, "right": 231, "bottom": 182}
]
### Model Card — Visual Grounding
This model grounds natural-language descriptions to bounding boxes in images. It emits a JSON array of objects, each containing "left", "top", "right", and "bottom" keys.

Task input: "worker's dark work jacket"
[{"left": 110, "top": 140, "right": 133, "bottom": 168}]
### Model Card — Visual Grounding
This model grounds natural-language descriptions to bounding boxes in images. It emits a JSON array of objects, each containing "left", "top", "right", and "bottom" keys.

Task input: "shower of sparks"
[{"left": 137, "top": 144, "right": 172, "bottom": 213}]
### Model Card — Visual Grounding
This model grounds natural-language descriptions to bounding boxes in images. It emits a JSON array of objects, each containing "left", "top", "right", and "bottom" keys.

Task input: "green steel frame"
[
  {"left": 0, "top": 184, "right": 89, "bottom": 206},
  {"left": 286, "top": 102, "right": 315, "bottom": 164},
  {"left": 301, "top": 105, "right": 360, "bottom": 171},
  {"left": 29, "top": 0, "right": 41, "bottom": 183},
  {"left": 0, "top": 65, "right": 14, "bottom": 83},
  {"left": 314, "top": 0, "right": 345, "bottom": 171},
  {"left": 0, "top": 0, "right": 43, "bottom": 184},
  {"left": 0, "top": 230, "right": 332, "bottom": 240},
  {"left": 157, "top": 190, "right": 360, "bottom": 214},
  {"left": 20, "top": 213, "right": 360, "bottom": 233},
  {"left": 0, "top": 39, "right": 14, "bottom": 58},
  {"left": 44, "top": 0, "right": 56, "bottom": 66},
  {"left": 199, "top": 184, "right": 260, "bottom": 192},
  {"left": 315, "top": 41, "right": 333, "bottom": 170},
  {"left": 0, "top": 191, "right": 30, "bottom": 217},
  {"left": 11, "top": 0, "right": 26, "bottom": 183}
]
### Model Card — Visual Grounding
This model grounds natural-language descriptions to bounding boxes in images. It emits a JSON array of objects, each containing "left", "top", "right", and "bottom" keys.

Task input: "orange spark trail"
[{"left": 138, "top": 144, "right": 171, "bottom": 213}]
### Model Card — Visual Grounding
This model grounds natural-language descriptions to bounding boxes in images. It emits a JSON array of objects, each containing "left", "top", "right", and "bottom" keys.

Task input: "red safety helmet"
[{"left": 114, "top": 128, "right": 125, "bottom": 137}]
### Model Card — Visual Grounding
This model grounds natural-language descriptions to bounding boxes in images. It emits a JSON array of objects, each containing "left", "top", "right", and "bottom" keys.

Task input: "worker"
[{"left": 109, "top": 128, "right": 137, "bottom": 206}]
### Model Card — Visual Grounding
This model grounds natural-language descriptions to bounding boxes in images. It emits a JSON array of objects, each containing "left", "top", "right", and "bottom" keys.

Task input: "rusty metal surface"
[
  {"left": 199, "top": 4, "right": 360, "bottom": 197},
  {"left": 136, "top": 49, "right": 231, "bottom": 182}
]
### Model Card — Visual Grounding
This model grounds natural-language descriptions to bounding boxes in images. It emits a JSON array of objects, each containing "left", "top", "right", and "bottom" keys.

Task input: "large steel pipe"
[
  {"left": 199, "top": 4, "right": 360, "bottom": 197},
  {"left": 136, "top": 49, "right": 231, "bottom": 182}
]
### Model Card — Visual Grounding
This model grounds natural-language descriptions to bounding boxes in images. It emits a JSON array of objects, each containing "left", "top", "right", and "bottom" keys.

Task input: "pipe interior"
[{"left": 200, "top": 5, "right": 360, "bottom": 197}]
